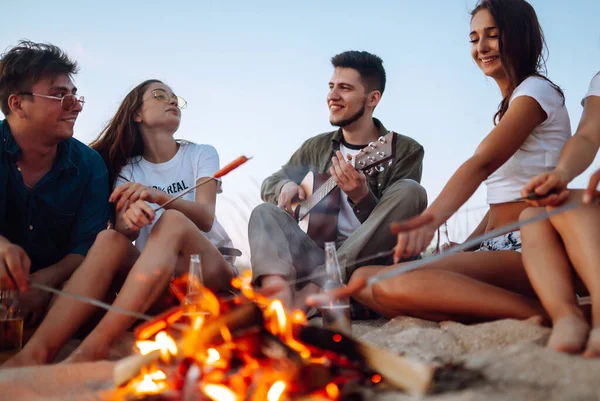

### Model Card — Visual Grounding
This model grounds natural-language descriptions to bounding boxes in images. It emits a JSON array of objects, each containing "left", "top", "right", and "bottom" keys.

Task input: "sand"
[{"left": 1, "top": 317, "right": 599, "bottom": 401}]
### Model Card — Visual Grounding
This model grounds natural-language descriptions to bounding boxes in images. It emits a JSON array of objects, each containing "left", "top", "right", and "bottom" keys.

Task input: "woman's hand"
[
  {"left": 583, "top": 168, "right": 600, "bottom": 204},
  {"left": 390, "top": 214, "right": 436, "bottom": 263},
  {"left": 521, "top": 168, "right": 570, "bottom": 207},
  {"left": 110, "top": 183, "right": 170, "bottom": 212},
  {"left": 122, "top": 200, "right": 156, "bottom": 230}
]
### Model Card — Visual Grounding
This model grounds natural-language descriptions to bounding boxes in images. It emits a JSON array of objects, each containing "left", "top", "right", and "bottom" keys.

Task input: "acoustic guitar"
[{"left": 291, "top": 132, "right": 397, "bottom": 248}]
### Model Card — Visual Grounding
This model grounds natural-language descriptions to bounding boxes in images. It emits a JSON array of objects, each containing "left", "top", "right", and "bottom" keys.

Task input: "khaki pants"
[{"left": 249, "top": 179, "right": 427, "bottom": 287}]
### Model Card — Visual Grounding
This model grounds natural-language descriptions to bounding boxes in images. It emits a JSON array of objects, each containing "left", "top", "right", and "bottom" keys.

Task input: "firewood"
[
  {"left": 114, "top": 303, "right": 263, "bottom": 387},
  {"left": 295, "top": 325, "right": 435, "bottom": 394}
]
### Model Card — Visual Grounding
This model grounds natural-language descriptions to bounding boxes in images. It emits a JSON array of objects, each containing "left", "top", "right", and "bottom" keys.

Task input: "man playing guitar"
[{"left": 249, "top": 51, "right": 426, "bottom": 312}]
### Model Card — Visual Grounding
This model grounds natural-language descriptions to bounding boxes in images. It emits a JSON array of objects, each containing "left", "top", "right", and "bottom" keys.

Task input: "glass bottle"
[
  {"left": 0, "top": 289, "right": 24, "bottom": 360},
  {"left": 320, "top": 242, "right": 352, "bottom": 334}
]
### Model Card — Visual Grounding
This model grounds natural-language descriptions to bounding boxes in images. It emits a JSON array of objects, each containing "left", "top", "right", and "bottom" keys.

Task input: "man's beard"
[{"left": 330, "top": 101, "right": 366, "bottom": 128}]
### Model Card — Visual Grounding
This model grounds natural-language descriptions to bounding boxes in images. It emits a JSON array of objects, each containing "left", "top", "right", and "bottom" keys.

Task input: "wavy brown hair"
[
  {"left": 89, "top": 79, "right": 162, "bottom": 191},
  {"left": 471, "top": 0, "right": 564, "bottom": 124}
]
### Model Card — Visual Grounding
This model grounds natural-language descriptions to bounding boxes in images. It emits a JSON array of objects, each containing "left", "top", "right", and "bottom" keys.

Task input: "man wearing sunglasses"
[{"left": 0, "top": 41, "right": 109, "bottom": 325}]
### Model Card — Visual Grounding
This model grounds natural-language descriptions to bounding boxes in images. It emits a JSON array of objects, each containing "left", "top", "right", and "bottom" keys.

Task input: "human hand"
[
  {"left": 110, "top": 183, "right": 169, "bottom": 212},
  {"left": 330, "top": 151, "right": 368, "bottom": 203},
  {"left": 0, "top": 238, "right": 30, "bottom": 292},
  {"left": 583, "top": 168, "right": 600, "bottom": 204},
  {"left": 390, "top": 214, "right": 436, "bottom": 263},
  {"left": 122, "top": 200, "right": 156, "bottom": 230},
  {"left": 18, "top": 287, "right": 51, "bottom": 326},
  {"left": 521, "top": 169, "right": 569, "bottom": 207},
  {"left": 277, "top": 181, "right": 305, "bottom": 216}
]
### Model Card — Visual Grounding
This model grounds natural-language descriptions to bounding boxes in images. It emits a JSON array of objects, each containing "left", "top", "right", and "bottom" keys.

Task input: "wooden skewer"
[
  {"left": 153, "top": 156, "right": 251, "bottom": 212},
  {"left": 306, "top": 201, "right": 581, "bottom": 306}
]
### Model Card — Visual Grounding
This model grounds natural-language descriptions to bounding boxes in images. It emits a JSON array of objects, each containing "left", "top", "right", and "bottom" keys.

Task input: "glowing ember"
[
  {"left": 115, "top": 268, "right": 428, "bottom": 401},
  {"left": 133, "top": 370, "right": 167, "bottom": 394},
  {"left": 206, "top": 348, "right": 220, "bottom": 364},
  {"left": 325, "top": 383, "right": 340, "bottom": 399},
  {"left": 203, "top": 383, "right": 239, "bottom": 401},
  {"left": 135, "top": 331, "right": 177, "bottom": 358},
  {"left": 267, "top": 380, "right": 287, "bottom": 401}
]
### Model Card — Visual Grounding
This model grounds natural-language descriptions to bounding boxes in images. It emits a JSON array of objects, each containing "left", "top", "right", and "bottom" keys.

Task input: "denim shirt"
[{"left": 0, "top": 120, "right": 109, "bottom": 273}]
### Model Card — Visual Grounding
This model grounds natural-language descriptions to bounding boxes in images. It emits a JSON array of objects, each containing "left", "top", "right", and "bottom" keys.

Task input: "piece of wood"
[
  {"left": 295, "top": 325, "right": 435, "bottom": 394},
  {"left": 113, "top": 302, "right": 263, "bottom": 387}
]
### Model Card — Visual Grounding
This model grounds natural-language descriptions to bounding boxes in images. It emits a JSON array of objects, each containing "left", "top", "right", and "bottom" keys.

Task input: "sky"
[{"left": 2, "top": 0, "right": 600, "bottom": 266}]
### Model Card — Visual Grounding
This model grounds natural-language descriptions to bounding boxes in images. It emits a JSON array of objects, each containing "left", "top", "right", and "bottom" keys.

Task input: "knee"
[
  {"left": 150, "top": 210, "right": 194, "bottom": 239},
  {"left": 249, "top": 202, "right": 286, "bottom": 226},
  {"left": 519, "top": 207, "right": 545, "bottom": 222},
  {"left": 382, "top": 179, "right": 428, "bottom": 214},
  {"left": 91, "top": 229, "right": 131, "bottom": 252}
]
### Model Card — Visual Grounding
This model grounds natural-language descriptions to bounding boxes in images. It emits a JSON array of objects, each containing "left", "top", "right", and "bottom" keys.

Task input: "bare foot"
[
  {"left": 583, "top": 327, "right": 600, "bottom": 358},
  {"left": 547, "top": 315, "right": 590, "bottom": 354},
  {"left": 2, "top": 347, "right": 49, "bottom": 368}
]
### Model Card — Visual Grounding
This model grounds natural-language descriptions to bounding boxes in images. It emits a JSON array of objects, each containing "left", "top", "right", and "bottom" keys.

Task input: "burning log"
[
  {"left": 113, "top": 271, "right": 436, "bottom": 400},
  {"left": 295, "top": 325, "right": 435, "bottom": 394},
  {"left": 114, "top": 302, "right": 263, "bottom": 387}
]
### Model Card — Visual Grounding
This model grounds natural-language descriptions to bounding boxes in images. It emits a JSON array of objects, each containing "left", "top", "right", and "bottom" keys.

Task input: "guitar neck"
[{"left": 297, "top": 176, "right": 338, "bottom": 220}]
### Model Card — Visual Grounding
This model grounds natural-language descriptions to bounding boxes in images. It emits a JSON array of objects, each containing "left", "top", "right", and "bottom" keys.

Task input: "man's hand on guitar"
[
  {"left": 330, "top": 151, "right": 369, "bottom": 203},
  {"left": 278, "top": 181, "right": 305, "bottom": 216}
]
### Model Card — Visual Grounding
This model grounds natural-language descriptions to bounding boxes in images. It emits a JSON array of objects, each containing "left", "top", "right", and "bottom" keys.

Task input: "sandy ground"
[{"left": 1, "top": 317, "right": 600, "bottom": 401}]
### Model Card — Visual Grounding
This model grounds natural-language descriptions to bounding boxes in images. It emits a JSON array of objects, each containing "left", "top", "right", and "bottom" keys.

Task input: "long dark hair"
[
  {"left": 471, "top": 0, "right": 564, "bottom": 124},
  {"left": 90, "top": 79, "right": 161, "bottom": 190}
]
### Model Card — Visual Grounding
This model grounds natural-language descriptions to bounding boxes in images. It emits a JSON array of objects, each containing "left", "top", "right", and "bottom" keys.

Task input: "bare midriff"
[{"left": 485, "top": 201, "right": 529, "bottom": 233}]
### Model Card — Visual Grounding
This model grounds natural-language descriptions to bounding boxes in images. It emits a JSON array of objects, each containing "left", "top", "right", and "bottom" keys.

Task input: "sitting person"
[
  {"left": 0, "top": 41, "right": 108, "bottom": 325},
  {"left": 349, "top": 0, "right": 572, "bottom": 322},
  {"left": 249, "top": 50, "right": 427, "bottom": 311},
  {"left": 518, "top": 71, "right": 600, "bottom": 357},
  {"left": 5, "top": 79, "right": 236, "bottom": 366}
]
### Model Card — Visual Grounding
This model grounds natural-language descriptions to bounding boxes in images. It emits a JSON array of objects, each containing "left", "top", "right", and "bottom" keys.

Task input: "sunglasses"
[
  {"left": 18, "top": 92, "right": 85, "bottom": 111},
  {"left": 148, "top": 89, "right": 187, "bottom": 109}
]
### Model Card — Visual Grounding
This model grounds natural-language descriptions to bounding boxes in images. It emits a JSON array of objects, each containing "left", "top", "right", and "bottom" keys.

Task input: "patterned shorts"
[{"left": 477, "top": 231, "right": 522, "bottom": 252}]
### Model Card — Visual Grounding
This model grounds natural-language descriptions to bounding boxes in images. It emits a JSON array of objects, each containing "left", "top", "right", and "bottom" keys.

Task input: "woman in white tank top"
[
  {"left": 519, "top": 72, "right": 600, "bottom": 357},
  {"left": 7, "top": 80, "right": 237, "bottom": 367},
  {"left": 349, "top": 0, "right": 570, "bottom": 322}
]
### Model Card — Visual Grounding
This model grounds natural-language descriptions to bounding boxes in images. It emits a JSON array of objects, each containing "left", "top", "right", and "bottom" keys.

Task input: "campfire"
[{"left": 110, "top": 270, "right": 435, "bottom": 401}]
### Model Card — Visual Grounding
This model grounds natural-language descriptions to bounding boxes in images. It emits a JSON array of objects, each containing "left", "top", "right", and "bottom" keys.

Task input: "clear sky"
[{"left": 2, "top": 0, "right": 599, "bottom": 265}]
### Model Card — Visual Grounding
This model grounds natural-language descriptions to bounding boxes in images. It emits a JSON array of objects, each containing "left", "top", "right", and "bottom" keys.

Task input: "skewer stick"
[
  {"left": 306, "top": 201, "right": 581, "bottom": 305},
  {"left": 153, "top": 156, "right": 251, "bottom": 211}
]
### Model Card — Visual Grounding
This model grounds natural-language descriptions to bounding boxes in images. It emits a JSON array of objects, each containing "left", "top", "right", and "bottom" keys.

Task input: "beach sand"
[{"left": 1, "top": 317, "right": 599, "bottom": 401}]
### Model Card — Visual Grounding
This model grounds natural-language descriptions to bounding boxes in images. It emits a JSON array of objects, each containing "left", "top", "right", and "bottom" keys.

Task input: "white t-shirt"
[
  {"left": 115, "top": 142, "right": 233, "bottom": 253},
  {"left": 582, "top": 72, "right": 600, "bottom": 105},
  {"left": 485, "top": 76, "right": 572, "bottom": 204},
  {"left": 336, "top": 143, "right": 362, "bottom": 242}
]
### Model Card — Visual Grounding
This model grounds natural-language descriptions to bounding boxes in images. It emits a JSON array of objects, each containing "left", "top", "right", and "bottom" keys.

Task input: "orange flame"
[
  {"left": 132, "top": 370, "right": 167, "bottom": 395},
  {"left": 135, "top": 331, "right": 178, "bottom": 359},
  {"left": 267, "top": 380, "right": 287, "bottom": 401},
  {"left": 202, "top": 383, "right": 239, "bottom": 401}
]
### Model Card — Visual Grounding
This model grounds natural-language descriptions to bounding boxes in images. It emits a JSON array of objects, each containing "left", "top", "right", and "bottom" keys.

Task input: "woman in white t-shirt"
[
  {"left": 8, "top": 80, "right": 236, "bottom": 366},
  {"left": 518, "top": 72, "right": 600, "bottom": 357},
  {"left": 348, "top": 0, "right": 571, "bottom": 322}
]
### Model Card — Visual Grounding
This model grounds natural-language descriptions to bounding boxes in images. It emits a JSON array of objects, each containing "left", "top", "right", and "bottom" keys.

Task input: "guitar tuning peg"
[
  {"left": 378, "top": 136, "right": 387, "bottom": 144},
  {"left": 388, "top": 159, "right": 393, "bottom": 166},
  {"left": 368, "top": 142, "right": 377, "bottom": 149},
  {"left": 377, "top": 151, "right": 386, "bottom": 158},
  {"left": 366, "top": 168, "right": 374, "bottom": 176}
]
